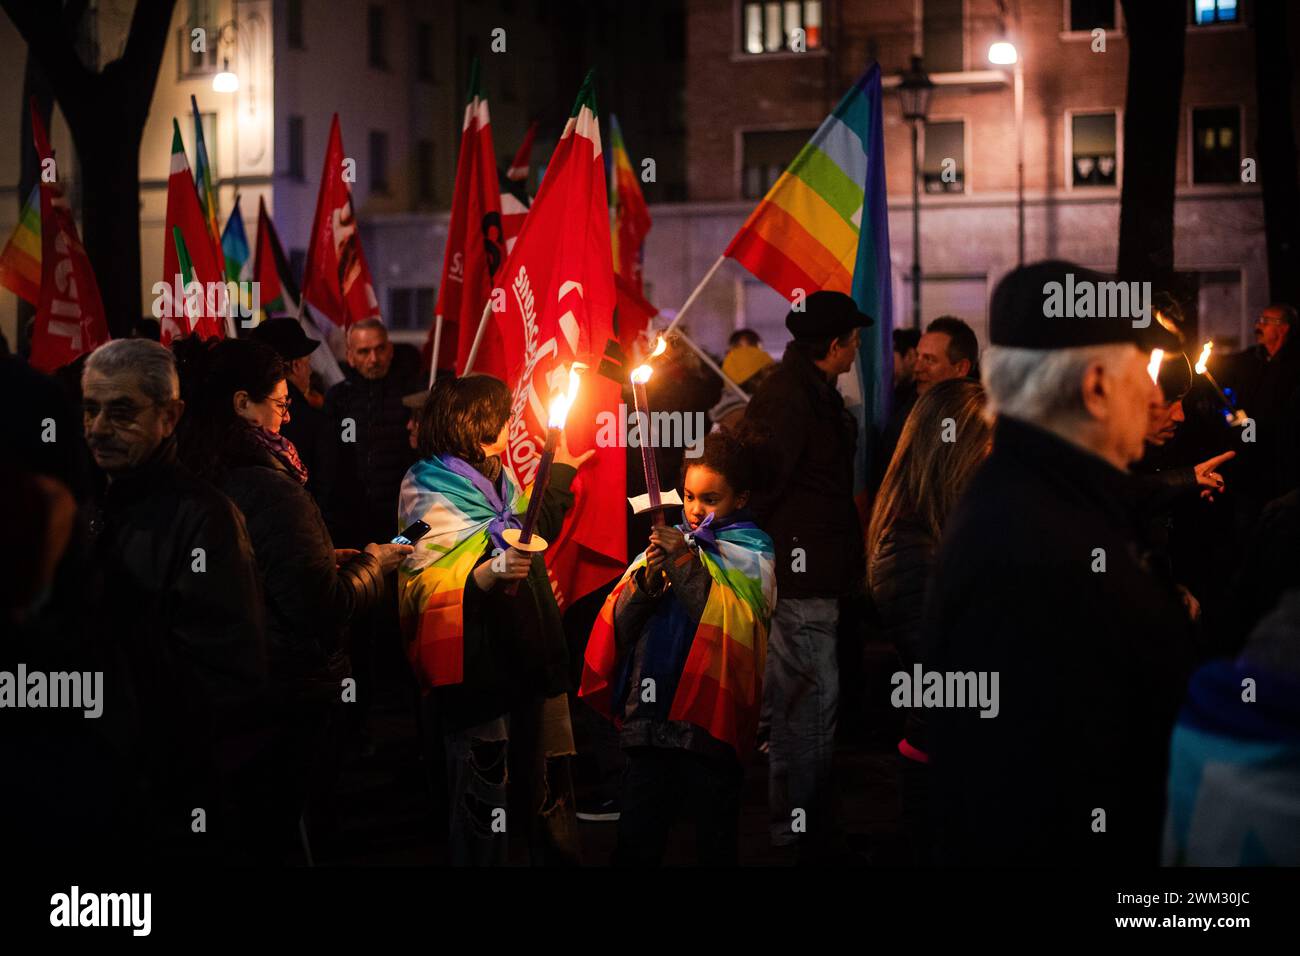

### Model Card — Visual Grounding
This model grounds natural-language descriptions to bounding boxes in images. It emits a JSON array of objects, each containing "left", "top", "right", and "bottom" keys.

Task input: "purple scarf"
[
  {"left": 438, "top": 454, "right": 520, "bottom": 550},
  {"left": 250, "top": 425, "right": 309, "bottom": 485}
]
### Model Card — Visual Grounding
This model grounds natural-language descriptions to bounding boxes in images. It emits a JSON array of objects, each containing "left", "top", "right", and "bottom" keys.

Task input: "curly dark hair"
[
  {"left": 416, "top": 374, "right": 513, "bottom": 462},
  {"left": 174, "top": 337, "right": 286, "bottom": 476},
  {"left": 679, "top": 424, "right": 772, "bottom": 499}
]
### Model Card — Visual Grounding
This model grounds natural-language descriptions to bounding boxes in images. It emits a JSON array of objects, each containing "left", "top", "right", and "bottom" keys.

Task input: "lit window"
[
  {"left": 1191, "top": 107, "right": 1240, "bottom": 184},
  {"left": 1193, "top": 0, "right": 1237, "bottom": 26},
  {"left": 1071, "top": 112, "right": 1118, "bottom": 187},
  {"left": 740, "top": 2, "right": 823, "bottom": 55}
]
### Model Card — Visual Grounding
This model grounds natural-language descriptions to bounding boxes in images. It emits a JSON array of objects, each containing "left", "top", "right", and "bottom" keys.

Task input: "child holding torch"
[{"left": 580, "top": 429, "right": 777, "bottom": 865}]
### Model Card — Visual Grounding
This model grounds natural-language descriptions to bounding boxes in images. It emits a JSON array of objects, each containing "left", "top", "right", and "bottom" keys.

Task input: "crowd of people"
[{"left": 4, "top": 258, "right": 1299, "bottom": 867}]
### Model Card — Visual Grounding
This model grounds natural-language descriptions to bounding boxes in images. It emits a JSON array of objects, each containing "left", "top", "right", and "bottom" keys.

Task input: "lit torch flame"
[
  {"left": 547, "top": 362, "right": 586, "bottom": 429},
  {"left": 630, "top": 335, "right": 667, "bottom": 385},
  {"left": 1147, "top": 348, "right": 1164, "bottom": 386},
  {"left": 1194, "top": 340, "right": 1212, "bottom": 376}
]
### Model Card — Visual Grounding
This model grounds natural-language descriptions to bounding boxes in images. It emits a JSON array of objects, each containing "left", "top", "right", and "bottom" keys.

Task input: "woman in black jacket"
[
  {"left": 175, "top": 338, "right": 411, "bottom": 859},
  {"left": 866, "top": 378, "right": 990, "bottom": 865}
]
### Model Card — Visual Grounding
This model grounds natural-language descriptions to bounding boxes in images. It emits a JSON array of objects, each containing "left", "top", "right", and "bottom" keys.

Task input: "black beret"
[
  {"left": 786, "top": 290, "right": 874, "bottom": 340},
  {"left": 990, "top": 260, "right": 1180, "bottom": 352}
]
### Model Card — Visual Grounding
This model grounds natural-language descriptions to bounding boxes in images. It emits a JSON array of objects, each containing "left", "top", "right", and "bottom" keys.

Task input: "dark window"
[
  {"left": 417, "top": 139, "right": 435, "bottom": 205},
  {"left": 368, "top": 5, "right": 387, "bottom": 69},
  {"left": 179, "top": 0, "right": 218, "bottom": 75},
  {"left": 1071, "top": 112, "right": 1118, "bottom": 187},
  {"left": 388, "top": 287, "right": 436, "bottom": 331},
  {"left": 1069, "top": 0, "right": 1117, "bottom": 32},
  {"left": 923, "top": 120, "right": 965, "bottom": 193},
  {"left": 1192, "top": 107, "right": 1240, "bottom": 183},
  {"left": 287, "top": 0, "right": 304, "bottom": 49},
  {"left": 416, "top": 22, "right": 433, "bottom": 80},
  {"left": 288, "top": 115, "right": 305, "bottom": 180},
  {"left": 369, "top": 131, "right": 389, "bottom": 194},
  {"left": 741, "top": 128, "right": 814, "bottom": 199},
  {"left": 289, "top": 249, "right": 306, "bottom": 288},
  {"left": 741, "top": 2, "right": 823, "bottom": 55},
  {"left": 923, "top": 0, "right": 964, "bottom": 73},
  {"left": 1191, "top": 0, "right": 1238, "bottom": 25}
]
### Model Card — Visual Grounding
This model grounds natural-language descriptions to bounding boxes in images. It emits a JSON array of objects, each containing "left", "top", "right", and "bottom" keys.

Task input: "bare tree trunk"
[
  {"left": 3, "top": 0, "right": 178, "bottom": 340},
  {"left": 1116, "top": 0, "right": 1186, "bottom": 287},
  {"left": 1254, "top": 1, "right": 1300, "bottom": 307}
]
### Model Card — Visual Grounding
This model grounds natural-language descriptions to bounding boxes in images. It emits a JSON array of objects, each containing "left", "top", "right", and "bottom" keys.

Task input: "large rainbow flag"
[
  {"left": 724, "top": 63, "right": 894, "bottom": 510},
  {"left": 580, "top": 515, "right": 776, "bottom": 758},
  {"left": 397, "top": 454, "right": 531, "bottom": 688},
  {"left": 0, "top": 185, "right": 41, "bottom": 305}
]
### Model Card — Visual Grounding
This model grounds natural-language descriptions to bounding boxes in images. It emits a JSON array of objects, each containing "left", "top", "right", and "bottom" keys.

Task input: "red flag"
[
  {"left": 499, "top": 123, "right": 538, "bottom": 259},
  {"left": 506, "top": 121, "right": 538, "bottom": 182},
  {"left": 493, "top": 72, "right": 625, "bottom": 609},
  {"left": 613, "top": 272, "right": 657, "bottom": 356},
  {"left": 302, "top": 114, "right": 381, "bottom": 327},
  {"left": 28, "top": 103, "right": 109, "bottom": 373},
  {"left": 162, "top": 118, "right": 224, "bottom": 343},
  {"left": 421, "top": 61, "right": 505, "bottom": 375}
]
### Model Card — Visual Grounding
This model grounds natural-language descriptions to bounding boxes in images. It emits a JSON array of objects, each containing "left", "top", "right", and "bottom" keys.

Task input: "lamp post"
[
  {"left": 898, "top": 55, "right": 934, "bottom": 331},
  {"left": 989, "top": 35, "right": 1024, "bottom": 266}
]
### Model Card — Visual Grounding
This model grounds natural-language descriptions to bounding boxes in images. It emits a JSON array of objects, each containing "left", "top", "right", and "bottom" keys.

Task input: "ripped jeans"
[{"left": 444, "top": 693, "right": 581, "bottom": 866}]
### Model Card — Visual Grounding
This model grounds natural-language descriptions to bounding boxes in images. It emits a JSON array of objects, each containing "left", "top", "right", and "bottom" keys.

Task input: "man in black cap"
[
  {"left": 922, "top": 260, "right": 1195, "bottom": 866},
  {"left": 743, "top": 289, "right": 872, "bottom": 859},
  {"left": 250, "top": 318, "right": 330, "bottom": 501}
]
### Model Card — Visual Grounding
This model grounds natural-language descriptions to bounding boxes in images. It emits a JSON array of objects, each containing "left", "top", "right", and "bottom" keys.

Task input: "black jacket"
[
  {"left": 218, "top": 430, "right": 385, "bottom": 683},
  {"left": 320, "top": 359, "right": 420, "bottom": 548},
  {"left": 921, "top": 417, "right": 1194, "bottom": 866},
  {"left": 90, "top": 440, "right": 268, "bottom": 824},
  {"left": 744, "top": 344, "right": 863, "bottom": 599}
]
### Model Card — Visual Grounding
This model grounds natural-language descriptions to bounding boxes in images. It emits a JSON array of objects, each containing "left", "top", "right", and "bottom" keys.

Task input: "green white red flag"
[
  {"left": 301, "top": 114, "right": 381, "bottom": 326},
  {"left": 162, "top": 118, "right": 224, "bottom": 343},
  {"left": 492, "top": 71, "right": 625, "bottom": 609},
  {"left": 28, "top": 103, "right": 109, "bottom": 372}
]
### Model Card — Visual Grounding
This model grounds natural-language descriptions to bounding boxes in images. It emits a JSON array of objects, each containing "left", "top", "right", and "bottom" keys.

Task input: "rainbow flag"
[
  {"left": 724, "top": 63, "right": 894, "bottom": 512},
  {"left": 191, "top": 94, "right": 224, "bottom": 275},
  {"left": 0, "top": 185, "right": 41, "bottom": 305},
  {"left": 609, "top": 114, "right": 651, "bottom": 293},
  {"left": 397, "top": 454, "right": 532, "bottom": 688},
  {"left": 580, "top": 516, "right": 776, "bottom": 758}
]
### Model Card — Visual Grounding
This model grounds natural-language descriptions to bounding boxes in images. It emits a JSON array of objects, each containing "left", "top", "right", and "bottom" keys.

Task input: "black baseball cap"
[
  {"left": 249, "top": 317, "right": 319, "bottom": 360},
  {"left": 786, "top": 290, "right": 874, "bottom": 340},
  {"left": 990, "top": 260, "right": 1180, "bottom": 352}
]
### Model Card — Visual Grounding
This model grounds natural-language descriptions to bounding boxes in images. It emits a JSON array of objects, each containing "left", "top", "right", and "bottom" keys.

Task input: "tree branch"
[{"left": 1, "top": 0, "right": 92, "bottom": 114}]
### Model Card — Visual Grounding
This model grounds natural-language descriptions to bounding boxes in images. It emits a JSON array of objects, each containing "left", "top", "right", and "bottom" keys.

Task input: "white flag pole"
[
  {"left": 461, "top": 299, "right": 494, "bottom": 376},
  {"left": 670, "top": 326, "right": 750, "bottom": 401},
  {"left": 662, "top": 254, "right": 725, "bottom": 335},
  {"left": 429, "top": 313, "right": 444, "bottom": 387}
]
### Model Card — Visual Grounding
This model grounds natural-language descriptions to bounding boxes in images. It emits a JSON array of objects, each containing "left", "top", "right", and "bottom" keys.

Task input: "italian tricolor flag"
[{"left": 162, "top": 119, "right": 224, "bottom": 342}]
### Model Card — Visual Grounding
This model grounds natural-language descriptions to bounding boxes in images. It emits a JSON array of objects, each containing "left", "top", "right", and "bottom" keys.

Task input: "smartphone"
[{"left": 392, "top": 520, "right": 431, "bottom": 546}]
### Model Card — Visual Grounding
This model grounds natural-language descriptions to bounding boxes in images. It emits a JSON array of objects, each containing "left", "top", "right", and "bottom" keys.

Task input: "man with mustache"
[{"left": 82, "top": 339, "right": 267, "bottom": 861}]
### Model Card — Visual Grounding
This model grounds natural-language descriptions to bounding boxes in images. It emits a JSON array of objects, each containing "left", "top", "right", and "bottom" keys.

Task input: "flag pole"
[
  {"left": 461, "top": 299, "right": 494, "bottom": 376},
  {"left": 429, "top": 313, "right": 444, "bottom": 387},
  {"left": 662, "top": 254, "right": 725, "bottom": 335},
  {"left": 671, "top": 327, "right": 749, "bottom": 401}
]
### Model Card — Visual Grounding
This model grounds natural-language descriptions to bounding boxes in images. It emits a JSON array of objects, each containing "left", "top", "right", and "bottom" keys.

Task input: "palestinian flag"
[
  {"left": 491, "top": 70, "right": 625, "bottom": 609},
  {"left": 0, "top": 185, "right": 41, "bottom": 305},
  {"left": 162, "top": 118, "right": 224, "bottom": 342}
]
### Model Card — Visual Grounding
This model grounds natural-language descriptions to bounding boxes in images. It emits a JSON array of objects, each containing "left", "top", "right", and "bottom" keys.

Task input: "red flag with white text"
[
  {"left": 493, "top": 72, "right": 625, "bottom": 609},
  {"left": 29, "top": 103, "right": 109, "bottom": 372}
]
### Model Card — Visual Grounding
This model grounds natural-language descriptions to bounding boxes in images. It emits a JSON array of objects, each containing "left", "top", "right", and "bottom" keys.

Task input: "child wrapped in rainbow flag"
[
  {"left": 581, "top": 430, "right": 776, "bottom": 865},
  {"left": 397, "top": 374, "right": 592, "bottom": 866}
]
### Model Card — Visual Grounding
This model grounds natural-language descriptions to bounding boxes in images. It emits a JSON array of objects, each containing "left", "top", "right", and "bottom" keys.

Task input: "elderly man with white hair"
[
  {"left": 82, "top": 338, "right": 267, "bottom": 859},
  {"left": 920, "top": 261, "right": 1195, "bottom": 867}
]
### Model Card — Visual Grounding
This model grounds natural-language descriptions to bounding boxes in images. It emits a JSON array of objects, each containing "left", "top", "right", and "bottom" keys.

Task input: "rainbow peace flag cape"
[
  {"left": 397, "top": 455, "right": 529, "bottom": 688},
  {"left": 580, "top": 517, "right": 776, "bottom": 757}
]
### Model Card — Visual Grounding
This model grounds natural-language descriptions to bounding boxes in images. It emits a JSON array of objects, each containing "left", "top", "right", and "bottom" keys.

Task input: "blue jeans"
[
  {"left": 444, "top": 694, "right": 580, "bottom": 866},
  {"left": 766, "top": 597, "right": 840, "bottom": 851}
]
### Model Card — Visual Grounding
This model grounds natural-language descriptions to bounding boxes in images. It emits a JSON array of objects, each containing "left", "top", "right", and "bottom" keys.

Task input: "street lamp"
[
  {"left": 898, "top": 55, "right": 934, "bottom": 330},
  {"left": 989, "top": 26, "right": 1024, "bottom": 265}
]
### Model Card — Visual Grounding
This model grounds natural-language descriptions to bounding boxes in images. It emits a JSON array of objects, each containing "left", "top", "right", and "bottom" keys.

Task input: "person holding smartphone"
[{"left": 398, "top": 374, "right": 593, "bottom": 866}]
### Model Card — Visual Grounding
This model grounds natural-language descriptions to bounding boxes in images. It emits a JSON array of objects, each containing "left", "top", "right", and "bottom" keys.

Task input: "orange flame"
[
  {"left": 630, "top": 335, "right": 667, "bottom": 384},
  {"left": 1194, "top": 340, "right": 1213, "bottom": 376},
  {"left": 1147, "top": 348, "right": 1164, "bottom": 386},
  {"left": 547, "top": 363, "right": 586, "bottom": 429}
]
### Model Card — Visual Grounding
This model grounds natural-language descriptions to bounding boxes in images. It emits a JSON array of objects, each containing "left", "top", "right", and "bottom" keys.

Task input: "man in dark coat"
[
  {"left": 81, "top": 339, "right": 267, "bottom": 858},
  {"left": 922, "top": 261, "right": 1194, "bottom": 866},
  {"left": 743, "top": 290, "right": 871, "bottom": 858}
]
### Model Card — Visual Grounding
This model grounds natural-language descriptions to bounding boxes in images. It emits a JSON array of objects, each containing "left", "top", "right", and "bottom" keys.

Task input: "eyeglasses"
[
  {"left": 1256, "top": 317, "right": 1286, "bottom": 327},
  {"left": 81, "top": 399, "right": 158, "bottom": 427},
  {"left": 268, "top": 396, "right": 292, "bottom": 415}
]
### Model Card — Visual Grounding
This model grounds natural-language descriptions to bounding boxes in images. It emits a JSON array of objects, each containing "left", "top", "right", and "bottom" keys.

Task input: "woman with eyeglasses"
[{"left": 174, "top": 337, "right": 411, "bottom": 861}]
